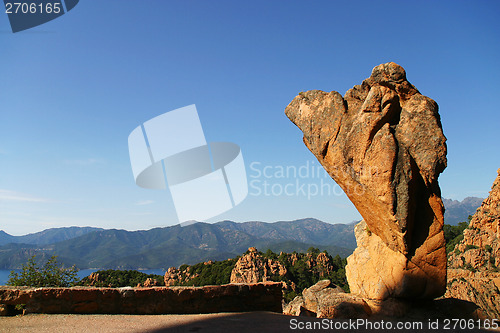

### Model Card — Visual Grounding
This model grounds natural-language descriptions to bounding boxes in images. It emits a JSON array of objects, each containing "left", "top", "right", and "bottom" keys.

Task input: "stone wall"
[{"left": 0, "top": 282, "right": 282, "bottom": 316}]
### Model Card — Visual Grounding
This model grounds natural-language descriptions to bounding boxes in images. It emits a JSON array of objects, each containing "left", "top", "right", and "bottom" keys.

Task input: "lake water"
[{"left": 0, "top": 269, "right": 166, "bottom": 286}]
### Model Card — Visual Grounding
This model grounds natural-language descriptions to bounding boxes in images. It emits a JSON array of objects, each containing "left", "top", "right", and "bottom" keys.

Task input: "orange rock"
[
  {"left": 446, "top": 169, "right": 500, "bottom": 319},
  {"left": 284, "top": 279, "right": 370, "bottom": 318},
  {"left": 230, "top": 248, "right": 286, "bottom": 284},
  {"left": 285, "top": 62, "right": 447, "bottom": 300},
  {"left": 449, "top": 169, "right": 500, "bottom": 271}
]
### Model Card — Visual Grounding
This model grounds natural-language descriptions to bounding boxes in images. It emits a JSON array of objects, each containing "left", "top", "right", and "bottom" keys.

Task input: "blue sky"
[{"left": 1, "top": 1, "right": 499, "bottom": 235}]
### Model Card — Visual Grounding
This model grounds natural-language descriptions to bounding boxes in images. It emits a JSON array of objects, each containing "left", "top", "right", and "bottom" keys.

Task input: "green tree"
[
  {"left": 444, "top": 221, "right": 468, "bottom": 254},
  {"left": 307, "top": 247, "right": 320, "bottom": 256},
  {"left": 264, "top": 249, "right": 278, "bottom": 260},
  {"left": 8, "top": 255, "right": 78, "bottom": 287}
]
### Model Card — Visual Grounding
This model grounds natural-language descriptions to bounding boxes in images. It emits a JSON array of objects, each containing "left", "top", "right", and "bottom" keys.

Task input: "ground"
[{"left": 0, "top": 312, "right": 495, "bottom": 332}]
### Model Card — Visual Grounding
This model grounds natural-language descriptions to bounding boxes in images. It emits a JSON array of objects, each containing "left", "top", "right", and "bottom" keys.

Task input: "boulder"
[
  {"left": 282, "top": 296, "right": 304, "bottom": 316},
  {"left": 284, "top": 280, "right": 371, "bottom": 318},
  {"left": 283, "top": 280, "right": 481, "bottom": 320},
  {"left": 285, "top": 62, "right": 447, "bottom": 299}
]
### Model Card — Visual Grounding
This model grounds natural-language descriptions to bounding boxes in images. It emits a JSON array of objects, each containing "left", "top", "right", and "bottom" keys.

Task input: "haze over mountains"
[
  {"left": 0, "top": 227, "right": 104, "bottom": 246},
  {"left": 0, "top": 197, "right": 481, "bottom": 270},
  {"left": 442, "top": 197, "right": 484, "bottom": 225},
  {"left": 0, "top": 219, "right": 356, "bottom": 270}
]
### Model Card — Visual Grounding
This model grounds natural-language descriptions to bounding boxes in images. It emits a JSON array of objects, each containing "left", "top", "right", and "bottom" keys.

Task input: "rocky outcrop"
[
  {"left": 0, "top": 283, "right": 283, "bottom": 316},
  {"left": 229, "top": 248, "right": 339, "bottom": 290},
  {"left": 448, "top": 169, "right": 500, "bottom": 271},
  {"left": 446, "top": 269, "right": 500, "bottom": 319},
  {"left": 137, "top": 278, "right": 160, "bottom": 288},
  {"left": 84, "top": 272, "right": 106, "bottom": 287},
  {"left": 164, "top": 260, "right": 229, "bottom": 286},
  {"left": 283, "top": 280, "right": 370, "bottom": 318},
  {"left": 164, "top": 266, "right": 196, "bottom": 286},
  {"left": 230, "top": 247, "right": 287, "bottom": 284},
  {"left": 285, "top": 62, "right": 447, "bottom": 300},
  {"left": 446, "top": 169, "right": 500, "bottom": 319},
  {"left": 284, "top": 280, "right": 481, "bottom": 320}
]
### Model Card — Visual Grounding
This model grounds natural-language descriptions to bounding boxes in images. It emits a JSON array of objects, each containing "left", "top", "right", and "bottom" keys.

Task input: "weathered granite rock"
[
  {"left": 346, "top": 220, "right": 412, "bottom": 300},
  {"left": 284, "top": 280, "right": 481, "bottom": 320},
  {"left": 446, "top": 169, "right": 500, "bottom": 319},
  {"left": 285, "top": 62, "right": 447, "bottom": 299},
  {"left": 283, "top": 280, "right": 371, "bottom": 318},
  {"left": 140, "top": 278, "right": 160, "bottom": 288},
  {"left": 283, "top": 296, "right": 304, "bottom": 316},
  {"left": 230, "top": 247, "right": 287, "bottom": 284},
  {"left": 446, "top": 269, "right": 500, "bottom": 319},
  {"left": 0, "top": 283, "right": 283, "bottom": 315},
  {"left": 449, "top": 169, "right": 500, "bottom": 271},
  {"left": 164, "top": 266, "right": 194, "bottom": 286}
]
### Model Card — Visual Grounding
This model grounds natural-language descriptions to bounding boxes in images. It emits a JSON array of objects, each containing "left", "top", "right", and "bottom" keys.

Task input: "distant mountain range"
[
  {"left": 0, "top": 197, "right": 482, "bottom": 270},
  {"left": 0, "top": 219, "right": 356, "bottom": 270},
  {"left": 443, "top": 197, "right": 484, "bottom": 225},
  {"left": 0, "top": 226, "right": 103, "bottom": 246}
]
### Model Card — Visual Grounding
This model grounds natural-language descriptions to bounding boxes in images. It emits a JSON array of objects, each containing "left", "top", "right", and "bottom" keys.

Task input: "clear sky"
[{"left": 1, "top": 1, "right": 499, "bottom": 235}]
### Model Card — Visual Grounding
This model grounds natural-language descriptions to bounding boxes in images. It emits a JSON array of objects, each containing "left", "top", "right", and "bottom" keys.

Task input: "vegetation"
[
  {"left": 0, "top": 220, "right": 356, "bottom": 270},
  {"left": 168, "top": 247, "right": 348, "bottom": 303},
  {"left": 7, "top": 255, "right": 78, "bottom": 287},
  {"left": 444, "top": 217, "right": 470, "bottom": 254},
  {"left": 78, "top": 269, "right": 165, "bottom": 287},
  {"left": 270, "top": 248, "right": 349, "bottom": 301},
  {"left": 464, "top": 263, "right": 477, "bottom": 273},
  {"left": 178, "top": 259, "right": 238, "bottom": 286},
  {"left": 465, "top": 244, "right": 479, "bottom": 251}
]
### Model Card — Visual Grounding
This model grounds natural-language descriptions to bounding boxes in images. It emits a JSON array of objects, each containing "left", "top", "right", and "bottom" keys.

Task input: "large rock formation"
[
  {"left": 229, "top": 247, "right": 339, "bottom": 290},
  {"left": 230, "top": 247, "right": 287, "bottom": 284},
  {"left": 285, "top": 62, "right": 447, "bottom": 300},
  {"left": 446, "top": 169, "right": 500, "bottom": 319}
]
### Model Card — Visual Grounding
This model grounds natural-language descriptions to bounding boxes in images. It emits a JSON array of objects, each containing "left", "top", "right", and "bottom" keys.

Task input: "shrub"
[
  {"left": 463, "top": 263, "right": 477, "bottom": 273},
  {"left": 264, "top": 249, "right": 278, "bottom": 260},
  {"left": 306, "top": 247, "right": 320, "bottom": 256},
  {"left": 464, "top": 244, "right": 478, "bottom": 251},
  {"left": 7, "top": 255, "right": 78, "bottom": 287},
  {"left": 79, "top": 269, "right": 165, "bottom": 287},
  {"left": 174, "top": 259, "right": 238, "bottom": 287}
]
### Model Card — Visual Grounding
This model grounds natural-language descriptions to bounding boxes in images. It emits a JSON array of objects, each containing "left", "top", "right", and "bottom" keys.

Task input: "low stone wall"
[{"left": 0, "top": 282, "right": 282, "bottom": 315}]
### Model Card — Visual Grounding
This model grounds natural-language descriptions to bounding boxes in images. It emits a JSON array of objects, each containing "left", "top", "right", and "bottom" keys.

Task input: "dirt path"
[
  {"left": 1, "top": 312, "right": 295, "bottom": 333},
  {"left": 1, "top": 312, "right": 494, "bottom": 333}
]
